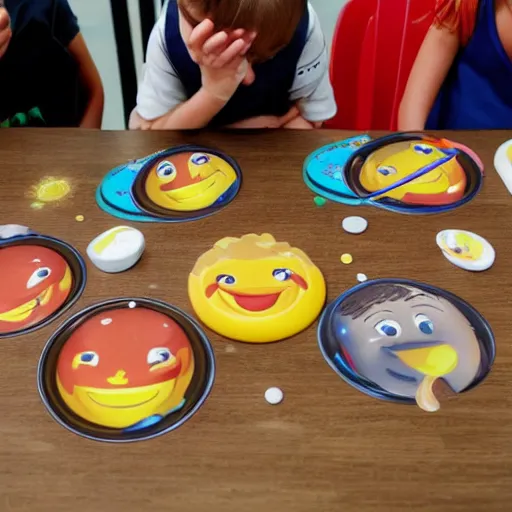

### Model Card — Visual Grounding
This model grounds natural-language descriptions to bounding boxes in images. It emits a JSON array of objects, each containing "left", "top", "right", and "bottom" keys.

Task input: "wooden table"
[{"left": 0, "top": 129, "right": 511, "bottom": 512}]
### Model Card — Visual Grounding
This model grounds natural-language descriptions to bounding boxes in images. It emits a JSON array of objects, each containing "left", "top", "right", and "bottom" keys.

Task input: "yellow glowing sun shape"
[{"left": 28, "top": 177, "right": 71, "bottom": 209}]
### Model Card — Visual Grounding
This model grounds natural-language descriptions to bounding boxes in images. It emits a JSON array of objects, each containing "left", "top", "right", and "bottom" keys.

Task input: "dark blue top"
[
  {"left": 164, "top": 0, "right": 309, "bottom": 127},
  {"left": 0, "top": 0, "right": 84, "bottom": 126},
  {"left": 5, "top": 0, "right": 78, "bottom": 46},
  {"left": 426, "top": 0, "right": 512, "bottom": 129}
]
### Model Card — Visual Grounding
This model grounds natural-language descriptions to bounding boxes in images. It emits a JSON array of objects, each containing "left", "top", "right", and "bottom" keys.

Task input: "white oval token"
[
  {"left": 86, "top": 226, "right": 145, "bottom": 274},
  {"left": 357, "top": 273, "right": 368, "bottom": 282},
  {"left": 342, "top": 216, "right": 368, "bottom": 235},
  {"left": 265, "top": 387, "right": 284, "bottom": 405},
  {"left": 494, "top": 139, "right": 512, "bottom": 194},
  {"left": 436, "top": 230, "right": 495, "bottom": 272}
]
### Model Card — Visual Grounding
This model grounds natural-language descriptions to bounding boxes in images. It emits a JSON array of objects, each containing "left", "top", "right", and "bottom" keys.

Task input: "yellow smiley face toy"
[
  {"left": 188, "top": 234, "right": 326, "bottom": 343},
  {"left": 144, "top": 151, "right": 237, "bottom": 212}
]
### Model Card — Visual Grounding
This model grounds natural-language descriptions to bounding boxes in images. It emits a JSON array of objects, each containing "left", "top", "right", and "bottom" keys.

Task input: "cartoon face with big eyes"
[
  {"left": 56, "top": 308, "right": 194, "bottom": 429},
  {"left": 0, "top": 245, "right": 72, "bottom": 334},
  {"left": 332, "top": 283, "right": 482, "bottom": 401},
  {"left": 144, "top": 152, "right": 238, "bottom": 212},
  {"left": 189, "top": 234, "right": 326, "bottom": 343},
  {"left": 359, "top": 141, "right": 467, "bottom": 205}
]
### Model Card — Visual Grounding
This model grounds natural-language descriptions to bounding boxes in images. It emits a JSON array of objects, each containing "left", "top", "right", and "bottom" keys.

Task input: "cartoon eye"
[
  {"left": 375, "top": 320, "right": 402, "bottom": 337},
  {"left": 156, "top": 161, "right": 177, "bottom": 178},
  {"left": 147, "top": 347, "right": 172, "bottom": 366},
  {"left": 273, "top": 268, "right": 292, "bottom": 282},
  {"left": 27, "top": 267, "right": 52, "bottom": 289},
  {"left": 377, "top": 166, "right": 397, "bottom": 176},
  {"left": 191, "top": 153, "right": 210, "bottom": 166},
  {"left": 414, "top": 314, "right": 434, "bottom": 335},
  {"left": 413, "top": 144, "right": 434, "bottom": 155},
  {"left": 80, "top": 352, "right": 99, "bottom": 366},
  {"left": 216, "top": 274, "right": 236, "bottom": 285}
]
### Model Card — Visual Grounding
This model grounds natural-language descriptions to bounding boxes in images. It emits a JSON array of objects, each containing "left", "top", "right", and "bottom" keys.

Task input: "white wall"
[{"left": 70, "top": 0, "right": 347, "bottom": 129}]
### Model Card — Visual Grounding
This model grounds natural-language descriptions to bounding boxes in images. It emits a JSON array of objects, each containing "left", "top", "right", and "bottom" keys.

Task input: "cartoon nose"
[
  {"left": 107, "top": 370, "right": 129, "bottom": 386},
  {"left": 394, "top": 344, "right": 458, "bottom": 377}
]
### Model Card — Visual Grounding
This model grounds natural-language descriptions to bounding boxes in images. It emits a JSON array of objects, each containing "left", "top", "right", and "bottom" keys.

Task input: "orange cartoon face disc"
[
  {"left": 128, "top": 147, "right": 241, "bottom": 220},
  {"left": 38, "top": 298, "right": 215, "bottom": 442},
  {"left": 0, "top": 244, "right": 74, "bottom": 335}
]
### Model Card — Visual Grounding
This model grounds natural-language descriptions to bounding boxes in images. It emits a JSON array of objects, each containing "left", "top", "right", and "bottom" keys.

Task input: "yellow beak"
[{"left": 396, "top": 344, "right": 458, "bottom": 377}]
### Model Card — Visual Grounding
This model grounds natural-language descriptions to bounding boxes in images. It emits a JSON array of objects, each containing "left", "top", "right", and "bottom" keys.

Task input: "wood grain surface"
[{"left": 0, "top": 129, "right": 511, "bottom": 512}]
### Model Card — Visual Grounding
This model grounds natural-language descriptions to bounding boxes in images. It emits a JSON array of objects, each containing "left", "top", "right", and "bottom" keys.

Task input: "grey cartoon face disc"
[{"left": 318, "top": 279, "right": 495, "bottom": 412}]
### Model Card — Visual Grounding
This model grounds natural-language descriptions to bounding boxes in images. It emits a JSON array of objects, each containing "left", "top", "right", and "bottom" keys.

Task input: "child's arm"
[
  {"left": 398, "top": 25, "right": 459, "bottom": 131},
  {"left": 0, "top": 8, "right": 11, "bottom": 59},
  {"left": 67, "top": 33, "right": 104, "bottom": 129},
  {"left": 145, "top": 88, "right": 228, "bottom": 130},
  {"left": 133, "top": 18, "right": 252, "bottom": 130}
]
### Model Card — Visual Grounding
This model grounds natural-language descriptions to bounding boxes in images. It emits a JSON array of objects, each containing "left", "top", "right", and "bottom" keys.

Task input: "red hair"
[{"left": 434, "top": 0, "right": 479, "bottom": 45}]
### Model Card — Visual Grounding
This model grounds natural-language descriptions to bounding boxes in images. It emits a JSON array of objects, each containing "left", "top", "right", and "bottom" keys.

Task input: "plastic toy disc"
[
  {"left": 38, "top": 298, "right": 215, "bottom": 443},
  {"left": 0, "top": 235, "right": 86, "bottom": 338},
  {"left": 318, "top": 279, "right": 495, "bottom": 412},
  {"left": 189, "top": 233, "right": 326, "bottom": 343},
  {"left": 97, "top": 146, "right": 242, "bottom": 223},
  {"left": 304, "top": 133, "right": 483, "bottom": 215}
]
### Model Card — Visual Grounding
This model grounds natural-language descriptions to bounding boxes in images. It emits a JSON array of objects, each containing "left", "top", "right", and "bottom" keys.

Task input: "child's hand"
[
  {"left": 0, "top": 8, "right": 11, "bottom": 59},
  {"left": 186, "top": 20, "right": 254, "bottom": 102}
]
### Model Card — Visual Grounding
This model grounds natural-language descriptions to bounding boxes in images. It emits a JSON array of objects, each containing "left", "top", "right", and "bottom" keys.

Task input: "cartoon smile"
[
  {"left": 211, "top": 286, "right": 287, "bottom": 312},
  {"left": 205, "top": 271, "right": 309, "bottom": 318},
  {"left": 160, "top": 170, "right": 224, "bottom": 203},
  {"left": 0, "top": 286, "right": 54, "bottom": 322},
  {"left": 189, "top": 234, "right": 326, "bottom": 343},
  {"left": 144, "top": 152, "right": 237, "bottom": 211},
  {"left": 86, "top": 387, "right": 160, "bottom": 409}
]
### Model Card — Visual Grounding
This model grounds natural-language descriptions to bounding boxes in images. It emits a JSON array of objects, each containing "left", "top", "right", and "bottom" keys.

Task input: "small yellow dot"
[
  {"left": 75, "top": 215, "right": 85, "bottom": 222},
  {"left": 341, "top": 253, "right": 353, "bottom": 265}
]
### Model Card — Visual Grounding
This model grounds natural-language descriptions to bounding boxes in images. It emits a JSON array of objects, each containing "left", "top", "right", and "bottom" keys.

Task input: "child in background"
[
  {"left": 399, "top": 0, "right": 512, "bottom": 130},
  {"left": 130, "top": 0, "right": 337, "bottom": 130},
  {"left": 0, "top": 0, "right": 104, "bottom": 128}
]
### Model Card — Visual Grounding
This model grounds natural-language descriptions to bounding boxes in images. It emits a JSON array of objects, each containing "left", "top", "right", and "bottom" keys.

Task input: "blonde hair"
[
  {"left": 180, "top": 0, "right": 307, "bottom": 61},
  {"left": 190, "top": 233, "right": 314, "bottom": 276}
]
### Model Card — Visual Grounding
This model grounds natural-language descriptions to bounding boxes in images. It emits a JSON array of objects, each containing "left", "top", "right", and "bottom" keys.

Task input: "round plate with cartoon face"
[
  {"left": 304, "top": 133, "right": 483, "bottom": 214},
  {"left": 189, "top": 234, "right": 326, "bottom": 343},
  {"left": 318, "top": 279, "right": 495, "bottom": 412},
  {"left": 38, "top": 298, "right": 215, "bottom": 442},
  {"left": 97, "top": 145, "right": 242, "bottom": 223},
  {"left": 0, "top": 231, "right": 86, "bottom": 338}
]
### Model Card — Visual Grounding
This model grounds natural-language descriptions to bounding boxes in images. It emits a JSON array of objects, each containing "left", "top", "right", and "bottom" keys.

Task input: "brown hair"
[
  {"left": 339, "top": 284, "right": 438, "bottom": 320},
  {"left": 179, "top": 0, "right": 307, "bottom": 61}
]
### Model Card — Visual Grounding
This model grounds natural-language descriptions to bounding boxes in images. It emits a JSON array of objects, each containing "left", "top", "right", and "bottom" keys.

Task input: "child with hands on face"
[{"left": 130, "top": 0, "right": 336, "bottom": 130}]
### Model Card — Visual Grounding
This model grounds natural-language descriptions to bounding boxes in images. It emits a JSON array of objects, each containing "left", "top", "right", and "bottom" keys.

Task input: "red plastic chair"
[{"left": 325, "top": 0, "right": 436, "bottom": 130}]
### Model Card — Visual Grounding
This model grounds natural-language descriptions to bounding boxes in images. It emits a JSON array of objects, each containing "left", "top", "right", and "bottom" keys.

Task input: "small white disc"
[
  {"left": 357, "top": 273, "right": 368, "bottom": 282},
  {"left": 342, "top": 216, "right": 368, "bottom": 235},
  {"left": 264, "top": 387, "right": 284, "bottom": 405}
]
